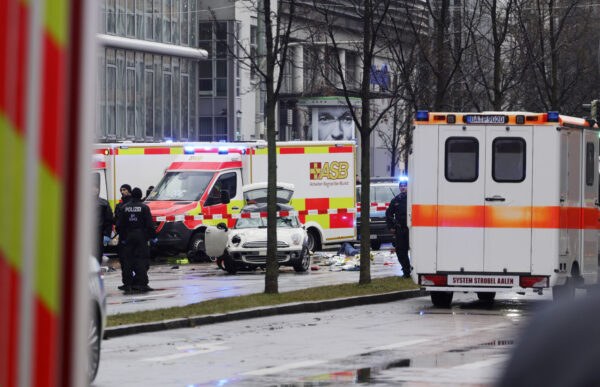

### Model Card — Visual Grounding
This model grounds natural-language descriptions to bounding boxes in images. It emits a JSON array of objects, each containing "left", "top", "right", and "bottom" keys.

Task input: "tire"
[
  {"left": 370, "top": 240, "right": 382, "bottom": 250},
  {"left": 306, "top": 229, "right": 322, "bottom": 252},
  {"left": 187, "top": 233, "right": 210, "bottom": 263},
  {"left": 222, "top": 253, "right": 237, "bottom": 274},
  {"left": 293, "top": 247, "right": 310, "bottom": 272},
  {"left": 88, "top": 308, "right": 101, "bottom": 382},
  {"left": 431, "top": 291, "right": 453, "bottom": 308},
  {"left": 477, "top": 292, "right": 496, "bottom": 302}
]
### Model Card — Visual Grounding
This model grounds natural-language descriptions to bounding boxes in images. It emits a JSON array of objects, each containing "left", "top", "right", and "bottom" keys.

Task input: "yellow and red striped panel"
[{"left": 412, "top": 204, "right": 600, "bottom": 229}]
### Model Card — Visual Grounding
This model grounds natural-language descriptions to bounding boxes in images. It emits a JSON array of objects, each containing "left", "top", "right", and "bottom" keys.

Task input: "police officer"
[
  {"left": 114, "top": 184, "right": 132, "bottom": 290},
  {"left": 94, "top": 181, "right": 113, "bottom": 265},
  {"left": 116, "top": 187, "right": 156, "bottom": 292},
  {"left": 386, "top": 177, "right": 411, "bottom": 278}
]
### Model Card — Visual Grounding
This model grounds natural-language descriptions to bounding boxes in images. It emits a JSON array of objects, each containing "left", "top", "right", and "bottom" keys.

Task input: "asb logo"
[{"left": 310, "top": 161, "right": 349, "bottom": 180}]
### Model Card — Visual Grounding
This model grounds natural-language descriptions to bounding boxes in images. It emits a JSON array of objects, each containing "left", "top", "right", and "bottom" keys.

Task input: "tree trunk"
[{"left": 264, "top": 0, "right": 278, "bottom": 294}]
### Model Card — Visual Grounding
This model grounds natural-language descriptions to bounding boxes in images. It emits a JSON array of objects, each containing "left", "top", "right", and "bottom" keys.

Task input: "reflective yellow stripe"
[
  {"left": 45, "top": 0, "right": 68, "bottom": 46},
  {"left": 255, "top": 148, "right": 268, "bottom": 155},
  {"left": 330, "top": 197, "right": 354, "bottom": 209},
  {"left": 304, "top": 147, "right": 330, "bottom": 154},
  {"left": 117, "top": 148, "right": 145, "bottom": 155},
  {"left": 170, "top": 148, "right": 184, "bottom": 154},
  {"left": 35, "top": 165, "right": 63, "bottom": 313},
  {"left": 0, "top": 114, "right": 26, "bottom": 270}
]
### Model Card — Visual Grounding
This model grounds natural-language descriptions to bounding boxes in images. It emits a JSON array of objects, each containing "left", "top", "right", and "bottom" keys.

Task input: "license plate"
[
  {"left": 370, "top": 235, "right": 377, "bottom": 239},
  {"left": 447, "top": 275, "right": 518, "bottom": 287}
]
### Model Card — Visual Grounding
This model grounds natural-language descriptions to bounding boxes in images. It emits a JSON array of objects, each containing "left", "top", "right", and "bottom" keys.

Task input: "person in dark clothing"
[
  {"left": 142, "top": 185, "right": 154, "bottom": 201},
  {"left": 94, "top": 183, "right": 113, "bottom": 265},
  {"left": 116, "top": 187, "right": 156, "bottom": 292},
  {"left": 385, "top": 177, "right": 411, "bottom": 278},
  {"left": 114, "top": 184, "right": 132, "bottom": 290}
]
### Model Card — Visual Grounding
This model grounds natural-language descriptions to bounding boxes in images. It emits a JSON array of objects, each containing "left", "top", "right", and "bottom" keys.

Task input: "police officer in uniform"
[
  {"left": 114, "top": 184, "right": 132, "bottom": 290},
  {"left": 386, "top": 177, "right": 411, "bottom": 278},
  {"left": 116, "top": 187, "right": 156, "bottom": 292}
]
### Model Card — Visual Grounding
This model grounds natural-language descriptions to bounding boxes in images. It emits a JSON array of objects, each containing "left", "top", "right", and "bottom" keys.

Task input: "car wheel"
[
  {"left": 430, "top": 291, "right": 453, "bottom": 308},
  {"left": 88, "top": 308, "right": 101, "bottom": 382},
  {"left": 222, "top": 253, "right": 237, "bottom": 275},
  {"left": 370, "top": 240, "right": 382, "bottom": 250},
  {"left": 187, "top": 233, "right": 210, "bottom": 263},
  {"left": 293, "top": 247, "right": 310, "bottom": 272},
  {"left": 477, "top": 292, "right": 496, "bottom": 302}
]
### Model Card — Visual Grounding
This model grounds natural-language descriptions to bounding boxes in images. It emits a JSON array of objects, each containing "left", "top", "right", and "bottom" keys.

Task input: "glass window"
[
  {"left": 216, "top": 60, "right": 227, "bottom": 77},
  {"left": 145, "top": 70, "right": 153, "bottom": 138},
  {"left": 492, "top": 137, "right": 526, "bottom": 182},
  {"left": 135, "top": 52, "right": 144, "bottom": 138},
  {"left": 135, "top": 0, "right": 143, "bottom": 38},
  {"left": 117, "top": 0, "right": 125, "bottom": 35},
  {"left": 181, "top": 74, "right": 189, "bottom": 139},
  {"left": 216, "top": 79, "right": 227, "bottom": 96},
  {"left": 189, "top": 0, "right": 197, "bottom": 46},
  {"left": 172, "top": 0, "right": 179, "bottom": 44},
  {"left": 116, "top": 50, "right": 125, "bottom": 138},
  {"left": 199, "top": 22, "right": 212, "bottom": 41},
  {"left": 445, "top": 137, "right": 479, "bottom": 182},
  {"left": 106, "top": 65, "right": 116, "bottom": 137},
  {"left": 206, "top": 172, "right": 237, "bottom": 206},
  {"left": 163, "top": 0, "right": 171, "bottom": 43},
  {"left": 126, "top": 0, "right": 135, "bottom": 36},
  {"left": 163, "top": 73, "right": 171, "bottom": 139},
  {"left": 98, "top": 51, "right": 106, "bottom": 139},
  {"left": 250, "top": 25, "right": 257, "bottom": 80},
  {"left": 145, "top": 0, "right": 153, "bottom": 39},
  {"left": 181, "top": 0, "right": 189, "bottom": 45},
  {"left": 100, "top": 0, "right": 107, "bottom": 34},
  {"left": 586, "top": 142, "right": 595, "bottom": 186},
  {"left": 199, "top": 117, "right": 212, "bottom": 140},
  {"left": 126, "top": 68, "right": 135, "bottom": 137},
  {"left": 154, "top": 55, "right": 162, "bottom": 138},
  {"left": 147, "top": 171, "right": 215, "bottom": 201},
  {"left": 172, "top": 58, "right": 180, "bottom": 140},
  {"left": 199, "top": 60, "right": 212, "bottom": 78},
  {"left": 107, "top": 0, "right": 116, "bottom": 33},
  {"left": 199, "top": 79, "right": 212, "bottom": 95},
  {"left": 216, "top": 22, "right": 227, "bottom": 40},
  {"left": 374, "top": 185, "right": 400, "bottom": 203},
  {"left": 215, "top": 117, "right": 227, "bottom": 138},
  {"left": 153, "top": 0, "right": 161, "bottom": 41}
]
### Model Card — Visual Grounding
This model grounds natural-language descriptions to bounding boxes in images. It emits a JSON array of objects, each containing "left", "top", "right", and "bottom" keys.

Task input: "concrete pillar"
[{"left": 292, "top": 45, "right": 303, "bottom": 94}]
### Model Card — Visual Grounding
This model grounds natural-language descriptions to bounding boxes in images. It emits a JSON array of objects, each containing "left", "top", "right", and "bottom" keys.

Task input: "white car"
[
  {"left": 205, "top": 183, "right": 310, "bottom": 274},
  {"left": 88, "top": 256, "right": 107, "bottom": 382}
]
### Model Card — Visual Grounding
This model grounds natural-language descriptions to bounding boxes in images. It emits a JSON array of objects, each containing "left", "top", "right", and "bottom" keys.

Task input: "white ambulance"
[
  {"left": 409, "top": 111, "right": 599, "bottom": 307},
  {"left": 93, "top": 142, "right": 194, "bottom": 208},
  {"left": 145, "top": 141, "right": 356, "bottom": 260}
]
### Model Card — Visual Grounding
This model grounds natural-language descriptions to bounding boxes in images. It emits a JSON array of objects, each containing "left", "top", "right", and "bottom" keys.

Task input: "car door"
[
  {"left": 483, "top": 127, "right": 533, "bottom": 273},
  {"left": 203, "top": 171, "right": 242, "bottom": 227},
  {"left": 437, "top": 126, "right": 485, "bottom": 272}
]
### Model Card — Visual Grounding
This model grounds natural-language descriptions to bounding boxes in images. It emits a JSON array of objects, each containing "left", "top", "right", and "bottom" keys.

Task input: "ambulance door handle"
[
  {"left": 485, "top": 196, "right": 505, "bottom": 202},
  {"left": 231, "top": 206, "right": 240, "bottom": 211}
]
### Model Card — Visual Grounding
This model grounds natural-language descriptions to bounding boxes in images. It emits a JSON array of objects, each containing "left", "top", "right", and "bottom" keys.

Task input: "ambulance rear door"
[
  {"left": 581, "top": 129, "right": 598, "bottom": 280},
  {"left": 437, "top": 125, "right": 485, "bottom": 272},
  {"left": 483, "top": 126, "right": 533, "bottom": 273}
]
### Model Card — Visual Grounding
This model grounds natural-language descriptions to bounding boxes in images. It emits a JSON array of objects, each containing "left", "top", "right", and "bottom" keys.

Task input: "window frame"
[
  {"left": 586, "top": 141, "right": 595, "bottom": 187},
  {"left": 444, "top": 136, "right": 479, "bottom": 183},
  {"left": 491, "top": 137, "right": 526, "bottom": 183}
]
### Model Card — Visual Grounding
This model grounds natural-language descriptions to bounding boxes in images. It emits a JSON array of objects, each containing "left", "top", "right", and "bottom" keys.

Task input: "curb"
[{"left": 104, "top": 289, "right": 428, "bottom": 339}]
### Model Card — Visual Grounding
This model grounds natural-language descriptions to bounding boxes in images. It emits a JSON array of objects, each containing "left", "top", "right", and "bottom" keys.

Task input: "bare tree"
[
  {"left": 306, "top": 0, "right": 403, "bottom": 284},
  {"left": 211, "top": 0, "right": 299, "bottom": 294}
]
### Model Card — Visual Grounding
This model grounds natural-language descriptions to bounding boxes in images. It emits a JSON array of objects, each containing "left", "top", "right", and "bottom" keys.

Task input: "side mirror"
[
  {"left": 220, "top": 190, "right": 231, "bottom": 205},
  {"left": 216, "top": 222, "right": 228, "bottom": 232}
]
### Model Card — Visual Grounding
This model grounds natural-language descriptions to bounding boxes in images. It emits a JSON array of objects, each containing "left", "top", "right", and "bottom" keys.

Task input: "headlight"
[
  {"left": 231, "top": 234, "right": 241, "bottom": 246},
  {"left": 291, "top": 233, "right": 302, "bottom": 245}
]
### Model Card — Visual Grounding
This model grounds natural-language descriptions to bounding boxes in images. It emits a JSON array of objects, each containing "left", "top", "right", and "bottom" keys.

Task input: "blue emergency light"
[
  {"left": 183, "top": 145, "right": 195, "bottom": 154},
  {"left": 398, "top": 175, "right": 409, "bottom": 183},
  {"left": 165, "top": 138, "right": 173, "bottom": 144},
  {"left": 416, "top": 110, "right": 429, "bottom": 121},
  {"left": 547, "top": 111, "right": 559, "bottom": 122},
  {"left": 218, "top": 146, "right": 229, "bottom": 154}
]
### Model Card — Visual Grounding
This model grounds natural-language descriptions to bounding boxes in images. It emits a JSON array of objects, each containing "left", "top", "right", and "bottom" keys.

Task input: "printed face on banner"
[{"left": 317, "top": 107, "right": 354, "bottom": 141}]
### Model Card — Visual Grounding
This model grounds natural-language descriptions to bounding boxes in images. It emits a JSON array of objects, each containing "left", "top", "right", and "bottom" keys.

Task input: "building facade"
[{"left": 96, "top": 0, "right": 204, "bottom": 142}]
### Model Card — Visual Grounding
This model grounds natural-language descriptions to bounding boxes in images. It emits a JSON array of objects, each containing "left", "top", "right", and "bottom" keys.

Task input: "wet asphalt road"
[
  {"left": 94, "top": 291, "right": 551, "bottom": 386},
  {"left": 103, "top": 245, "right": 404, "bottom": 316}
]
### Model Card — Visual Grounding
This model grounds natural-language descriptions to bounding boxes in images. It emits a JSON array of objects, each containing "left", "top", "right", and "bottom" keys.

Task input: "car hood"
[
  {"left": 229, "top": 227, "right": 305, "bottom": 243},
  {"left": 146, "top": 200, "right": 199, "bottom": 216}
]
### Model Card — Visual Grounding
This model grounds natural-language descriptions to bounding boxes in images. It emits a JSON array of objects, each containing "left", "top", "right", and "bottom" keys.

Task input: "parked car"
[
  {"left": 205, "top": 183, "right": 310, "bottom": 274},
  {"left": 88, "top": 256, "right": 107, "bottom": 382},
  {"left": 356, "top": 177, "right": 400, "bottom": 250}
]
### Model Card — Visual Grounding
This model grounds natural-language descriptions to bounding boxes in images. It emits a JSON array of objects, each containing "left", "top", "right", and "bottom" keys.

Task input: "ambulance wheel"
[
  {"left": 293, "top": 247, "right": 310, "bottom": 272},
  {"left": 187, "top": 233, "right": 210, "bottom": 263},
  {"left": 477, "top": 292, "right": 496, "bottom": 302},
  {"left": 431, "top": 291, "right": 453, "bottom": 308},
  {"left": 307, "top": 229, "right": 322, "bottom": 252}
]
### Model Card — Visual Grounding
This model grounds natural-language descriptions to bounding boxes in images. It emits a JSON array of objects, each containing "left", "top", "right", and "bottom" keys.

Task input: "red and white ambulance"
[
  {"left": 145, "top": 141, "right": 356, "bottom": 260},
  {"left": 409, "top": 111, "right": 599, "bottom": 307}
]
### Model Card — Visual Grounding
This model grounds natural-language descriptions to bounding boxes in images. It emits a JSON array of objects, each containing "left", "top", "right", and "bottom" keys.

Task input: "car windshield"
[
  {"left": 146, "top": 171, "right": 214, "bottom": 201},
  {"left": 235, "top": 216, "right": 300, "bottom": 229}
]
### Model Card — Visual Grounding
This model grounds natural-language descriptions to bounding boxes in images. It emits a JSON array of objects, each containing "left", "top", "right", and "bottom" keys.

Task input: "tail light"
[
  {"left": 520, "top": 276, "right": 549, "bottom": 288},
  {"left": 419, "top": 274, "right": 447, "bottom": 286}
]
